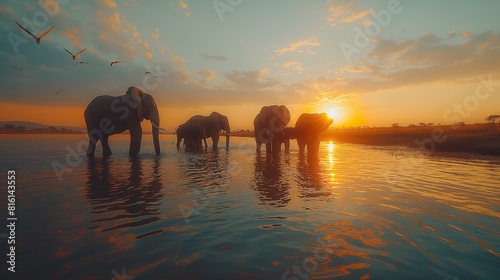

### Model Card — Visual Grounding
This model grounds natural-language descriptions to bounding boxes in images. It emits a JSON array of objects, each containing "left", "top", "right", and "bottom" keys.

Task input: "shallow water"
[{"left": 0, "top": 134, "right": 499, "bottom": 279}]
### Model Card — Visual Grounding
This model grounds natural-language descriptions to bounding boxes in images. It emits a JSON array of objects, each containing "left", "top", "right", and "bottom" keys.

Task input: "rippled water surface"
[{"left": 1, "top": 134, "right": 499, "bottom": 279}]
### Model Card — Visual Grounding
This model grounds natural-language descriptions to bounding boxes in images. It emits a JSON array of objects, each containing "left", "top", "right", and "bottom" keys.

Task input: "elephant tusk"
[{"left": 151, "top": 122, "right": 167, "bottom": 133}]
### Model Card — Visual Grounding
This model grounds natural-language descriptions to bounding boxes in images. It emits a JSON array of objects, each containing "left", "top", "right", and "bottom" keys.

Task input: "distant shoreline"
[
  {"left": 230, "top": 124, "right": 500, "bottom": 157},
  {"left": 3, "top": 124, "right": 499, "bottom": 157}
]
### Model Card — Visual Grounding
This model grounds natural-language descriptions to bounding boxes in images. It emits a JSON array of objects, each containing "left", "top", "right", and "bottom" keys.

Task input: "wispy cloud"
[
  {"left": 274, "top": 37, "right": 320, "bottom": 56},
  {"left": 198, "top": 52, "right": 228, "bottom": 61},
  {"left": 96, "top": 0, "right": 118, "bottom": 9},
  {"left": 292, "top": 31, "right": 500, "bottom": 97},
  {"left": 326, "top": 0, "right": 373, "bottom": 27},
  {"left": 172, "top": 54, "right": 186, "bottom": 69},
  {"left": 152, "top": 28, "right": 159, "bottom": 40},
  {"left": 198, "top": 69, "right": 215, "bottom": 85},
  {"left": 280, "top": 61, "right": 305, "bottom": 73},
  {"left": 224, "top": 68, "right": 280, "bottom": 90},
  {"left": 177, "top": 0, "right": 190, "bottom": 17}
]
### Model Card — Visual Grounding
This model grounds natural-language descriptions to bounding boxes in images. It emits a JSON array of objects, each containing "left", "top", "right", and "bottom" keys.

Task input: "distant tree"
[
  {"left": 16, "top": 126, "right": 26, "bottom": 131},
  {"left": 392, "top": 123, "right": 400, "bottom": 128},
  {"left": 455, "top": 122, "right": 465, "bottom": 126},
  {"left": 485, "top": 115, "right": 500, "bottom": 133},
  {"left": 48, "top": 126, "right": 57, "bottom": 132},
  {"left": 427, "top": 123, "right": 434, "bottom": 126},
  {"left": 419, "top": 123, "right": 427, "bottom": 126},
  {"left": 409, "top": 124, "right": 416, "bottom": 127},
  {"left": 485, "top": 115, "right": 500, "bottom": 123},
  {"left": 3, "top": 124, "right": 15, "bottom": 130}
]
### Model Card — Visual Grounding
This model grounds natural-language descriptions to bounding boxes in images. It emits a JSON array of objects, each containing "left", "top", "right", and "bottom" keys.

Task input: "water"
[{"left": 0, "top": 134, "right": 499, "bottom": 279}]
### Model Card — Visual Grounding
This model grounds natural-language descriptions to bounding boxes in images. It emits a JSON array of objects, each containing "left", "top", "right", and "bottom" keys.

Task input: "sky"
[{"left": 0, "top": 0, "right": 499, "bottom": 131}]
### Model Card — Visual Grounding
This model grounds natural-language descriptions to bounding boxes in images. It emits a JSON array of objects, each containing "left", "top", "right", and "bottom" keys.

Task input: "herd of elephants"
[{"left": 84, "top": 87, "right": 333, "bottom": 158}]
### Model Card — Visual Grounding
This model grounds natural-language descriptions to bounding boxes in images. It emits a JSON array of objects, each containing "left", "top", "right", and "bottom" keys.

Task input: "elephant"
[
  {"left": 253, "top": 105, "right": 291, "bottom": 154},
  {"left": 274, "top": 127, "right": 296, "bottom": 152},
  {"left": 183, "top": 112, "right": 230, "bottom": 149},
  {"left": 84, "top": 86, "right": 161, "bottom": 157},
  {"left": 295, "top": 113, "right": 333, "bottom": 158},
  {"left": 176, "top": 123, "right": 207, "bottom": 150}
]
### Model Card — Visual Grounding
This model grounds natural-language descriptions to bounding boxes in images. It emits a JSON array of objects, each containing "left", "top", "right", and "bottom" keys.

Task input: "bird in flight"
[
  {"left": 15, "top": 21, "right": 54, "bottom": 45},
  {"left": 110, "top": 60, "right": 123, "bottom": 66},
  {"left": 145, "top": 71, "right": 152, "bottom": 76},
  {"left": 62, "top": 47, "right": 87, "bottom": 60},
  {"left": 73, "top": 61, "right": 89, "bottom": 66},
  {"left": 12, "top": 66, "right": 29, "bottom": 71},
  {"left": 56, "top": 90, "right": 64, "bottom": 95}
]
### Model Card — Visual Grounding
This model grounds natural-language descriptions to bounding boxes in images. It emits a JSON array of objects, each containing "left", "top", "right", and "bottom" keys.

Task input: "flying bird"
[
  {"left": 56, "top": 90, "right": 64, "bottom": 95},
  {"left": 73, "top": 61, "right": 89, "bottom": 66},
  {"left": 12, "top": 66, "right": 29, "bottom": 71},
  {"left": 62, "top": 47, "right": 87, "bottom": 60},
  {"left": 145, "top": 71, "right": 152, "bottom": 76},
  {"left": 110, "top": 60, "right": 123, "bottom": 66},
  {"left": 15, "top": 21, "right": 54, "bottom": 45}
]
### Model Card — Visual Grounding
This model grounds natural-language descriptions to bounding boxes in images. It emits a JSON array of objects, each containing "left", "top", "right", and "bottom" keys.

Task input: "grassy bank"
[
  {"left": 322, "top": 124, "right": 500, "bottom": 156},
  {"left": 231, "top": 124, "right": 500, "bottom": 156}
]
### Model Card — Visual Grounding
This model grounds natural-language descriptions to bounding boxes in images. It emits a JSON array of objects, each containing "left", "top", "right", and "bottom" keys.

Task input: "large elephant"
[
  {"left": 254, "top": 105, "right": 291, "bottom": 154},
  {"left": 295, "top": 113, "right": 332, "bottom": 158},
  {"left": 176, "top": 123, "right": 207, "bottom": 150},
  {"left": 84, "top": 86, "right": 161, "bottom": 157},
  {"left": 183, "top": 112, "right": 230, "bottom": 149}
]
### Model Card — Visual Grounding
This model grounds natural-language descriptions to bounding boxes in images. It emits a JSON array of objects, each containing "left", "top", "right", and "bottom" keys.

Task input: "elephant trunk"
[{"left": 150, "top": 110, "right": 161, "bottom": 155}]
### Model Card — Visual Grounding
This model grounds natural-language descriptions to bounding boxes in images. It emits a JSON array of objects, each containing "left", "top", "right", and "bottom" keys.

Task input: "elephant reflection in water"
[
  {"left": 86, "top": 157, "right": 163, "bottom": 232},
  {"left": 252, "top": 154, "right": 291, "bottom": 207},
  {"left": 296, "top": 156, "right": 331, "bottom": 198}
]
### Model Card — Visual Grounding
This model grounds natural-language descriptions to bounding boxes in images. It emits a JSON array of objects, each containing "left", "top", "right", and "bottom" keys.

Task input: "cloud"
[
  {"left": 274, "top": 37, "right": 320, "bottom": 56},
  {"left": 326, "top": 0, "right": 373, "bottom": 27},
  {"left": 125, "top": 0, "right": 140, "bottom": 7},
  {"left": 198, "top": 52, "right": 228, "bottom": 61},
  {"left": 280, "top": 61, "right": 305, "bottom": 73},
  {"left": 152, "top": 28, "right": 159, "bottom": 40},
  {"left": 0, "top": 6, "right": 14, "bottom": 14},
  {"left": 59, "top": 27, "right": 83, "bottom": 48},
  {"left": 198, "top": 69, "right": 215, "bottom": 85},
  {"left": 172, "top": 54, "right": 186, "bottom": 68},
  {"left": 291, "top": 31, "right": 500, "bottom": 97},
  {"left": 177, "top": 0, "right": 190, "bottom": 17},
  {"left": 96, "top": 0, "right": 117, "bottom": 9},
  {"left": 224, "top": 68, "right": 280, "bottom": 90}
]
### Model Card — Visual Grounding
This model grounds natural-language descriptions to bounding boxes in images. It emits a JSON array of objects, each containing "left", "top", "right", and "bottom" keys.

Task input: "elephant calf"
[
  {"left": 176, "top": 123, "right": 207, "bottom": 151},
  {"left": 84, "top": 86, "right": 161, "bottom": 157}
]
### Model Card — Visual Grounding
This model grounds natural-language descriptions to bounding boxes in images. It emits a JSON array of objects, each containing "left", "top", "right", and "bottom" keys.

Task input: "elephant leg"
[
  {"left": 309, "top": 136, "right": 321, "bottom": 158},
  {"left": 272, "top": 138, "right": 281, "bottom": 154},
  {"left": 284, "top": 139, "right": 290, "bottom": 152},
  {"left": 129, "top": 124, "right": 142, "bottom": 157},
  {"left": 255, "top": 137, "right": 261, "bottom": 152},
  {"left": 265, "top": 142, "right": 272, "bottom": 154},
  {"left": 86, "top": 133, "right": 99, "bottom": 157},
  {"left": 212, "top": 134, "right": 219, "bottom": 149},
  {"left": 102, "top": 134, "right": 112, "bottom": 156},
  {"left": 176, "top": 135, "right": 182, "bottom": 148},
  {"left": 297, "top": 138, "right": 306, "bottom": 154},
  {"left": 203, "top": 138, "right": 208, "bottom": 149}
]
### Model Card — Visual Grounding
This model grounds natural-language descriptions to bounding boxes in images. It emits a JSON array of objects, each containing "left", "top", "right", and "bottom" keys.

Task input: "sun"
[{"left": 325, "top": 108, "right": 342, "bottom": 122}]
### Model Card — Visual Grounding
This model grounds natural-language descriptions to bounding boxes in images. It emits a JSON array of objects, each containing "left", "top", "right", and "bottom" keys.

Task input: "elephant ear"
[
  {"left": 210, "top": 112, "right": 222, "bottom": 131},
  {"left": 126, "top": 86, "right": 144, "bottom": 121}
]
